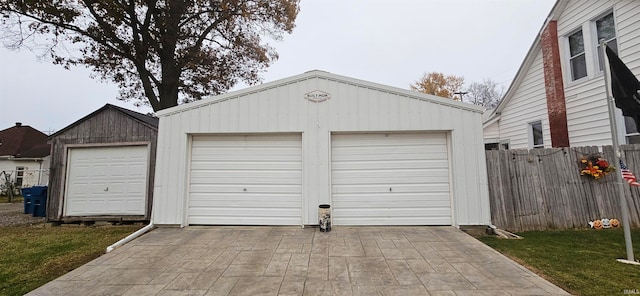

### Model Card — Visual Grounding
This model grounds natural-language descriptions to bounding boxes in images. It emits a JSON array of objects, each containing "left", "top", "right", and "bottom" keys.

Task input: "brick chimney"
[
  {"left": 541, "top": 20, "right": 570, "bottom": 147},
  {"left": 15, "top": 122, "right": 22, "bottom": 127}
]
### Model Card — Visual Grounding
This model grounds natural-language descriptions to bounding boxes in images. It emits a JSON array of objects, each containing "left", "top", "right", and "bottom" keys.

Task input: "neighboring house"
[
  {"left": 47, "top": 104, "right": 158, "bottom": 223},
  {"left": 151, "top": 70, "right": 491, "bottom": 227},
  {"left": 484, "top": 0, "right": 640, "bottom": 149},
  {"left": 0, "top": 122, "right": 50, "bottom": 191}
]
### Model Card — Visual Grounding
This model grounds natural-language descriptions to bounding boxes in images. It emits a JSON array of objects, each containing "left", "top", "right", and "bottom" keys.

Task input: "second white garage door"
[
  {"left": 64, "top": 145, "right": 148, "bottom": 216},
  {"left": 188, "top": 134, "right": 302, "bottom": 225},
  {"left": 331, "top": 132, "right": 452, "bottom": 225}
]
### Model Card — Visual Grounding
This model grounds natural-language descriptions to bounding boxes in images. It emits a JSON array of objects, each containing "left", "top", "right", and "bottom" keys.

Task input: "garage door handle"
[
  {"left": 104, "top": 187, "right": 109, "bottom": 192},
  {"left": 389, "top": 187, "right": 392, "bottom": 192},
  {"left": 243, "top": 188, "right": 247, "bottom": 192}
]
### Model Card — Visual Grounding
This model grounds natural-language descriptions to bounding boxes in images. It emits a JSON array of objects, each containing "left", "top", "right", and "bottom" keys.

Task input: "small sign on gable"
[{"left": 304, "top": 90, "right": 331, "bottom": 103}]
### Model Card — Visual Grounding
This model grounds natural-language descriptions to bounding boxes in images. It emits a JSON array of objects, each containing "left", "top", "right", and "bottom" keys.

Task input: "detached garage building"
[
  {"left": 152, "top": 71, "right": 490, "bottom": 227},
  {"left": 47, "top": 104, "right": 158, "bottom": 223}
]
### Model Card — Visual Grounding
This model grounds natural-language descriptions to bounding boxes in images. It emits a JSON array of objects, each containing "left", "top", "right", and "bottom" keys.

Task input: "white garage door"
[
  {"left": 188, "top": 134, "right": 302, "bottom": 225},
  {"left": 64, "top": 145, "right": 148, "bottom": 216},
  {"left": 331, "top": 133, "right": 451, "bottom": 225}
]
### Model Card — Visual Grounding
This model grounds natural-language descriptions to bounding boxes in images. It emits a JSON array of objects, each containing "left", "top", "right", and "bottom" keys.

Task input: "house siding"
[
  {"left": 483, "top": 121, "right": 500, "bottom": 142},
  {"left": 152, "top": 72, "right": 491, "bottom": 227},
  {"left": 558, "top": 0, "right": 640, "bottom": 146},
  {"left": 47, "top": 108, "right": 158, "bottom": 221},
  {"left": 497, "top": 49, "right": 551, "bottom": 148},
  {"left": 486, "top": 0, "right": 640, "bottom": 149},
  {"left": 0, "top": 158, "right": 49, "bottom": 188}
]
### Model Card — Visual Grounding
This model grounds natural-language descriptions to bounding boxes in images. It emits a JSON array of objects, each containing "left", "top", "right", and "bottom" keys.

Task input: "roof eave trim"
[{"left": 157, "top": 70, "right": 485, "bottom": 117}]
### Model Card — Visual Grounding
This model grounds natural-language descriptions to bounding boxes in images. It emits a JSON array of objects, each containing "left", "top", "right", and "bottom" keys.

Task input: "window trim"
[
  {"left": 15, "top": 166, "right": 25, "bottom": 188},
  {"left": 528, "top": 121, "right": 544, "bottom": 149},
  {"left": 592, "top": 10, "right": 617, "bottom": 73},
  {"left": 567, "top": 29, "right": 588, "bottom": 81}
]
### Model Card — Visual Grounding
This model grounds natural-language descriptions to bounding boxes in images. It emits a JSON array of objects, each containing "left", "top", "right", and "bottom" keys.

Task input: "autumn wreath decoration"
[{"left": 579, "top": 155, "right": 615, "bottom": 179}]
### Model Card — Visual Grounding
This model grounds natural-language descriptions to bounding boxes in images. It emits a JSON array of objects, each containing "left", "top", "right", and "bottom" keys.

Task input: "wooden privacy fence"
[{"left": 485, "top": 145, "right": 640, "bottom": 232}]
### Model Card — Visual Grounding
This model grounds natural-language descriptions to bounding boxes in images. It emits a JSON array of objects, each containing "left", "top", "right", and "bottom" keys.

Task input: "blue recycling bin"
[{"left": 21, "top": 186, "right": 47, "bottom": 217}]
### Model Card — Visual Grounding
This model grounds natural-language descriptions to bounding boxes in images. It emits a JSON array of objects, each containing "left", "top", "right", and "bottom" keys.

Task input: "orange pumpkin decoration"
[
  {"left": 593, "top": 219, "right": 603, "bottom": 230},
  {"left": 610, "top": 218, "right": 620, "bottom": 228}
]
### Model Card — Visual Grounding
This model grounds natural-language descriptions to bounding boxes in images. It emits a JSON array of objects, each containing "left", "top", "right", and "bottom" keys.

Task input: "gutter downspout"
[
  {"left": 107, "top": 203, "right": 155, "bottom": 253},
  {"left": 106, "top": 222, "right": 154, "bottom": 253}
]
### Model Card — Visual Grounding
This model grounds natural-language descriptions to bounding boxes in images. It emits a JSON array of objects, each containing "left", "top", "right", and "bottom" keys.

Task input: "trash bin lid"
[{"left": 30, "top": 186, "right": 48, "bottom": 196}]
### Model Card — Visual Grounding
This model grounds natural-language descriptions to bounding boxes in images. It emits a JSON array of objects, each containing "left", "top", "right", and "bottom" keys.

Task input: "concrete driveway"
[{"left": 28, "top": 226, "right": 569, "bottom": 296}]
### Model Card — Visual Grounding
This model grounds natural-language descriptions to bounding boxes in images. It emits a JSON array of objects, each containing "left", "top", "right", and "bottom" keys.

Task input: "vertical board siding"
[
  {"left": 486, "top": 145, "right": 640, "bottom": 232},
  {"left": 47, "top": 108, "right": 158, "bottom": 221},
  {"left": 153, "top": 73, "right": 490, "bottom": 226}
]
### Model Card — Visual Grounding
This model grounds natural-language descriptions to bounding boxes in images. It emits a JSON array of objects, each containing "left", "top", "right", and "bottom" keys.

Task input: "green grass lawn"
[
  {"left": 479, "top": 228, "right": 640, "bottom": 296},
  {"left": 0, "top": 195, "right": 23, "bottom": 203},
  {"left": 0, "top": 224, "right": 142, "bottom": 296}
]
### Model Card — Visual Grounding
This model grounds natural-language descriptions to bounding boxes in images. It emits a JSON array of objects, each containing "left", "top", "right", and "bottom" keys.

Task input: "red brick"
[{"left": 541, "top": 20, "right": 570, "bottom": 147}]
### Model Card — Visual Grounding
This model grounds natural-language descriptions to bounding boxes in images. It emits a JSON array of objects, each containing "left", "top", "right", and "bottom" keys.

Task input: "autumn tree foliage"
[
  {"left": 410, "top": 72, "right": 465, "bottom": 100},
  {"left": 411, "top": 72, "right": 503, "bottom": 108},
  {"left": 0, "top": 0, "right": 300, "bottom": 111}
]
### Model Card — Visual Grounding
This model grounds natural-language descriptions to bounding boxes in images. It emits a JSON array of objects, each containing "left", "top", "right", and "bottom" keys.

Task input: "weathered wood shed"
[{"left": 47, "top": 104, "right": 158, "bottom": 223}]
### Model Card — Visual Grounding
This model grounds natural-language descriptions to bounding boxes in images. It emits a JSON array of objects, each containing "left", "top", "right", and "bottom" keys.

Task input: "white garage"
[
  {"left": 64, "top": 145, "right": 148, "bottom": 216},
  {"left": 152, "top": 71, "right": 490, "bottom": 227}
]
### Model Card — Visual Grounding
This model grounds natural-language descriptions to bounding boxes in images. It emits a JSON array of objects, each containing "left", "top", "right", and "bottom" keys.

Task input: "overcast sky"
[{"left": 0, "top": 0, "right": 556, "bottom": 133}]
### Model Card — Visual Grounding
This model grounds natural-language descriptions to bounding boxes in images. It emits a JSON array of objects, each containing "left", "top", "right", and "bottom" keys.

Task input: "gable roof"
[
  {"left": 484, "top": 0, "right": 568, "bottom": 123},
  {"left": 50, "top": 104, "right": 159, "bottom": 138},
  {"left": 158, "top": 70, "right": 484, "bottom": 117},
  {"left": 0, "top": 123, "right": 50, "bottom": 158}
]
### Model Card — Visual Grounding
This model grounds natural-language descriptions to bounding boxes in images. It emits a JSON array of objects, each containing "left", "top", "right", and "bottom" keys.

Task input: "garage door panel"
[
  {"left": 331, "top": 173, "right": 450, "bottom": 185},
  {"left": 331, "top": 159, "right": 448, "bottom": 170},
  {"left": 191, "top": 170, "right": 301, "bottom": 181},
  {"left": 331, "top": 151, "right": 448, "bottom": 162},
  {"left": 65, "top": 145, "right": 148, "bottom": 216},
  {"left": 188, "top": 216, "right": 301, "bottom": 225},
  {"left": 331, "top": 133, "right": 451, "bottom": 226},
  {"left": 189, "top": 194, "right": 301, "bottom": 206},
  {"left": 190, "top": 184, "right": 301, "bottom": 194},
  {"left": 191, "top": 161, "right": 301, "bottom": 170},
  {"left": 332, "top": 183, "right": 449, "bottom": 194},
  {"left": 188, "top": 134, "right": 302, "bottom": 225}
]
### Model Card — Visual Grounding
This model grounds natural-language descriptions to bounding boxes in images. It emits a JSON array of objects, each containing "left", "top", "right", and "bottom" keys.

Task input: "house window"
[
  {"left": 625, "top": 117, "right": 640, "bottom": 144},
  {"left": 15, "top": 166, "right": 24, "bottom": 188},
  {"left": 596, "top": 12, "right": 617, "bottom": 71},
  {"left": 485, "top": 143, "right": 499, "bottom": 150},
  {"left": 529, "top": 121, "right": 544, "bottom": 148},
  {"left": 568, "top": 30, "right": 587, "bottom": 81}
]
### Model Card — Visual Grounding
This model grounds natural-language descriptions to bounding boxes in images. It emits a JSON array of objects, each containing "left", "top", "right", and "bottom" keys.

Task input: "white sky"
[{"left": 0, "top": 0, "right": 556, "bottom": 133}]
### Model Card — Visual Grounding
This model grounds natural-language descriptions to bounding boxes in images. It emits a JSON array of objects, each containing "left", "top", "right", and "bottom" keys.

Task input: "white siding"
[
  {"left": 483, "top": 120, "right": 500, "bottom": 143},
  {"left": 0, "top": 158, "right": 50, "bottom": 188},
  {"left": 558, "top": 0, "right": 640, "bottom": 146},
  {"left": 498, "top": 48, "right": 550, "bottom": 149},
  {"left": 152, "top": 71, "right": 490, "bottom": 226},
  {"left": 493, "top": 0, "right": 640, "bottom": 148}
]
